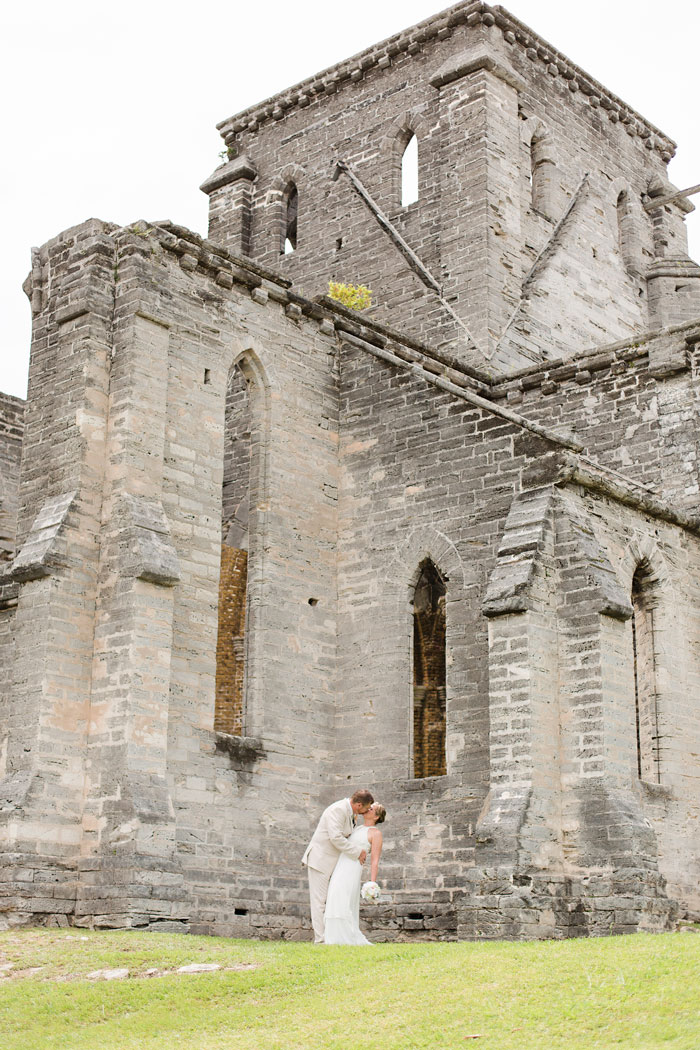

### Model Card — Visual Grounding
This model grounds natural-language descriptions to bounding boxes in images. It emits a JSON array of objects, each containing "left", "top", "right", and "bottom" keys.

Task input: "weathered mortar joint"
[{"left": 102, "top": 775, "right": 176, "bottom": 838}]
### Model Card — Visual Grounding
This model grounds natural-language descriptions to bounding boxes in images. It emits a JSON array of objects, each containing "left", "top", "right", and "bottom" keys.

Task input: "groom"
[{"left": 302, "top": 788, "right": 374, "bottom": 943}]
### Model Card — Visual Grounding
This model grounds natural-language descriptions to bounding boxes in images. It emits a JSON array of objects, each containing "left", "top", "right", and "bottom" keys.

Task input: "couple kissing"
[{"left": 302, "top": 789, "right": 386, "bottom": 945}]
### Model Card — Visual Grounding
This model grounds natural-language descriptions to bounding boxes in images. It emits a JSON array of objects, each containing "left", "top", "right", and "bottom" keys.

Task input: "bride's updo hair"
[{"left": 372, "top": 804, "right": 386, "bottom": 824}]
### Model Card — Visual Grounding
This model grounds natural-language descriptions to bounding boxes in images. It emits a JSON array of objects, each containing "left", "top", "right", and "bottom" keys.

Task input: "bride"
[{"left": 324, "top": 803, "right": 386, "bottom": 945}]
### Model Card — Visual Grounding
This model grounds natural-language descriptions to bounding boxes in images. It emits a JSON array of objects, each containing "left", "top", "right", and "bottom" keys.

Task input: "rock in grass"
[
  {"left": 176, "top": 963, "right": 221, "bottom": 974},
  {"left": 87, "top": 968, "right": 130, "bottom": 980}
]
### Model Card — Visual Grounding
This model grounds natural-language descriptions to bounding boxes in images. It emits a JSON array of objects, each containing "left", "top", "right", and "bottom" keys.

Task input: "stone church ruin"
[{"left": 1, "top": 1, "right": 700, "bottom": 940}]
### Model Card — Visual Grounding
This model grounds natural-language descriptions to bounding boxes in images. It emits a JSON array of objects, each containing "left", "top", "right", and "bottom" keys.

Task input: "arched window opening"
[
  {"left": 412, "top": 559, "right": 447, "bottom": 778},
  {"left": 401, "top": 134, "right": 419, "bottom": 207},
  {"left": 631, "top": 563, "right": 660, "bottom": 782},
  {"left": 282, "top": 182, "right": 298, "bottom": 254},
  {"left": 215, "top": 363, "right": 251, "bottom": 735}
]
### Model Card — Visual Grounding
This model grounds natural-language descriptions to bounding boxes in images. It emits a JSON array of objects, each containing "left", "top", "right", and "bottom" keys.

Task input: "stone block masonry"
[
  {"left": 206, "top": 2, "right": 699, "bottom": 372},
  {"left": 1, "top": 211, "right": 698, "bottom": 939},
  {"left": 0, "top": 220, "right": 345, "bottom": 933},
  {"left": 1, "top": 1, "right": 700, "bottom": 941},
  {"left": 0, "top": 392, "right": 24, "bottom": 789},
  {"left": 0, "top": 394, "right": 24, "bottom": 568}
]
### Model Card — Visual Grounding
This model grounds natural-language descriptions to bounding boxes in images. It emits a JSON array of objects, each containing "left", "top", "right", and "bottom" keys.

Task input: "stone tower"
[
  {"left": 1, "top": 1, "right": 699, "bottom": 940},
  {"left": 204, "top": 2, "right": 699, "bottom": 368}
]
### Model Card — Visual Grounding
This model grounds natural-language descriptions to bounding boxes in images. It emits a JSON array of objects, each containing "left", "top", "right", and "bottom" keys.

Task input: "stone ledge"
[
  {"left": 214, "top": 733, "right": 266, "bottom": 769},
  {"left": 199, "top": 155, "right": 257, "bottom": 195},
  {"left": 430, "top": 46, "right": 525, "bottom": 90},
  {"left": 491, "top": 320, "right": 700, "bottom": 399}
]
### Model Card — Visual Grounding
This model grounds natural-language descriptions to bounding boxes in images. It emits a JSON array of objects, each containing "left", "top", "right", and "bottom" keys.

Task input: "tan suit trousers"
[{"left": 307, "top": 865, "right": 332, "bottom": 944}]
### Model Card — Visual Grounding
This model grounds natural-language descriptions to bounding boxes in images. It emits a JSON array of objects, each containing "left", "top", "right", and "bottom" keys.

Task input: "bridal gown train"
[{"left": 324, "top": 825, "right": 372, "bottom": 945}]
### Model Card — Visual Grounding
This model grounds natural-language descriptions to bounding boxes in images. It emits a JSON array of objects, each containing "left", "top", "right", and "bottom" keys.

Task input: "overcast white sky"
[{"left": 1, "top": 0, "right": 698, "bottom": 399}]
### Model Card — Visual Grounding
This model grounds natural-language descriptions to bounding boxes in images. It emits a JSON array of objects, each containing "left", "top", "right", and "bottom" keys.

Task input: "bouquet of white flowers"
[{"left": 360, "top": 881, "right": 381, "bottom": 903}]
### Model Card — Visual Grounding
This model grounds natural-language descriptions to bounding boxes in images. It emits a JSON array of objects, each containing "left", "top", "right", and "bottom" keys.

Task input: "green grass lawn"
[{"left": 0, "top": 928, "right": 698, "bottom": 1049}]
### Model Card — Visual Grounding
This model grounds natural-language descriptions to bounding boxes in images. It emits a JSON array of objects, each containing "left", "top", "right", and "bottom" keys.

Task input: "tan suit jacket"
[{"left": 302, "top": 798, "right": 363, "bottom": 875}]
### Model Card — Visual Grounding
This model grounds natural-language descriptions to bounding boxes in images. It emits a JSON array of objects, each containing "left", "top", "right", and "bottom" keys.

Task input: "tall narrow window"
[
  {"left": 413, "top": 559, "right": 447, "bottom": 777},
  {"left": 401, "top": 134, "right": 419, "bottom": 207},
  {"left": 631, "top": 564, "right": 660, "bottom": 782},
  {"left": 283, "top": 182, "right": 298, "bottom": 254},
  {"left": 215, "top": 363, "right": 251, "bottom": 735},
  {"left": 529, "top": 135, "right": 538, "bottom": 198}
]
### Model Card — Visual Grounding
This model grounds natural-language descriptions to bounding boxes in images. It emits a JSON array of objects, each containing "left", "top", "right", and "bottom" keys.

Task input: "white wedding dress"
[{"left": 324, "top": 825, "right": 372, "bottom": 945}]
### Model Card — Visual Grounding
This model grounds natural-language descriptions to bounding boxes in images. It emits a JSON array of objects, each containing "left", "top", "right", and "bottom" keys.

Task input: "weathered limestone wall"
[
  {"left": 333, "top": 319, "right": 700, "bottom": 939},
  {"left": 2, "top": 2, "right": 699, "bottom": 945},
  {"left": 0, "top": 221, "right": 116, "bottom": 923},
  {"left": 205, "top": 1, "right": 697, "bottom": 372},
  {"left": 465, "top": 482, "right": 700, "bottom": 937},
  {"left": 0, "top": 393, "right": 24, "bottom": 567},
  {"left": 1, "top": 215, "right": 698, "bottom": 940},
  {"left": 146, "top": 235, "right": 341, "bottom": 937},
  {"left": 576, "top": 491, "right": 700, "bottom": 918},
  {"left": 0, "top": 220, "right": 342, "bottom": 935},
  {"left": 0, "top": 392, "right": 24, "bottom": 775},
  {"left": 489, "top": 323, "right": 700, "bottom": 513}
]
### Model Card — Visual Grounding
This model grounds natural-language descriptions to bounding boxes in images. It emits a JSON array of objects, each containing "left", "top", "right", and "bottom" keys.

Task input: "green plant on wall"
[{"left": 328, "top": 281, "right": 372, "bottom": 311}]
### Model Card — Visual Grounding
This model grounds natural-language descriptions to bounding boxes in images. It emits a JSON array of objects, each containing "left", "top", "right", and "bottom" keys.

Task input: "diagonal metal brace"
[
  {"left": 643, "top": 181, "right": 700, "bottom": 212},
  {"left": 333, "top": 159, "right": 490, "bottom": 359},
  {"left": 495, "top": 172, "right": 590, "bottom": 352}
]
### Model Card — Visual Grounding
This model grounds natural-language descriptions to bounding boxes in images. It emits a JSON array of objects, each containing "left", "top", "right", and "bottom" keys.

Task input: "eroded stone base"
[{"left": 458, "top": 868, "right": 678, "bottom": 940}]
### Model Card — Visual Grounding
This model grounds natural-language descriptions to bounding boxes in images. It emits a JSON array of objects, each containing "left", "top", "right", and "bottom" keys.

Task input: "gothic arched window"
[
  {"left": 631, "top": 563, "right": 660, "bottom": 782},
  {"left": 215, "top": 363, "right": 251, "bottom": 735},
  {"left": 412, "top": 559, "right": 447, "bottom": 777}
]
